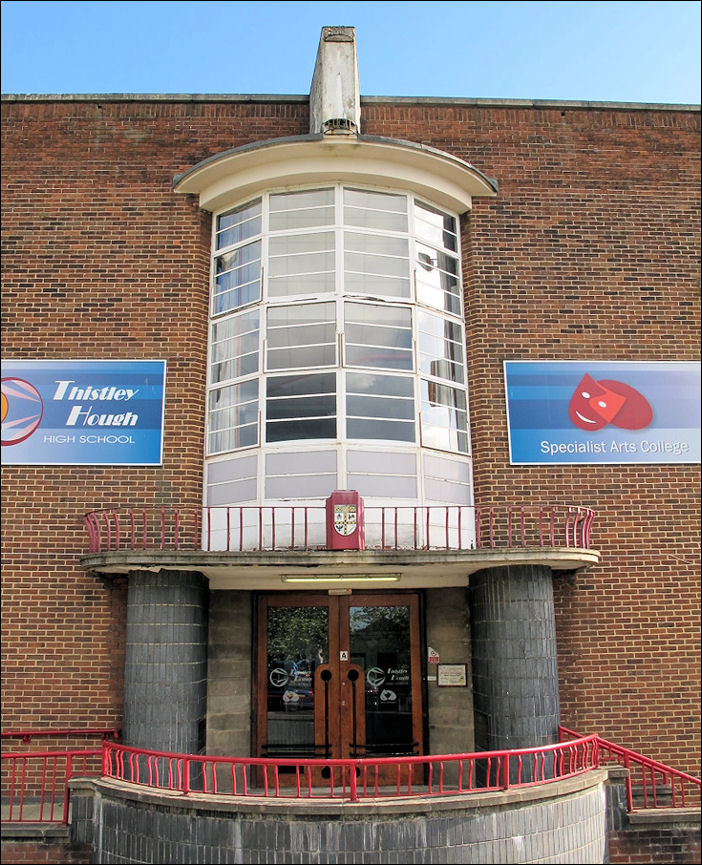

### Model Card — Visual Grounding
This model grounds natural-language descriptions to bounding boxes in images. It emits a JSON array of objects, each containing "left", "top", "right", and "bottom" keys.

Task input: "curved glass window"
[{"left": 207, "top": 185, "right": 470, "bottom": 456}]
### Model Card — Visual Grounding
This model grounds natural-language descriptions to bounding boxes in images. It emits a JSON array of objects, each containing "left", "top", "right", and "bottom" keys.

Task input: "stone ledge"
[
  {"left": 628, "top": 807, "right": 701, "bottom": 827},
  {"left": 1, "top": 824, "right": 70, "bottom": 841},
  {"left": 80, "top": 546, "right": 601, "bottom": 590}
]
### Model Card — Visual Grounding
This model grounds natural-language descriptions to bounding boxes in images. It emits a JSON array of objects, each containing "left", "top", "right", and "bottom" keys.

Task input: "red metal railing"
[
  {"left": 558, "top": 726, "right": 701, "bottom": 812},
  {"left": 83, "top": 504, "right": 595, "bottom": 554},
  {"left": 1, "top": 730, "right": 116, "bottom": 824},
  {"left": 4, "top": 729, "right": 698, "bottom": 821},
  {"left": 101, "top": 736, "right": 599, "bottom": 803}
]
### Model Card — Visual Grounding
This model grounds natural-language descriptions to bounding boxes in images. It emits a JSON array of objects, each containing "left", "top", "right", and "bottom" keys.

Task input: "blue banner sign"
[
  {"left": 504, "top": 361, "right": 700, "bottom": 465},
  {"left": 1, "top": 360, "right": 166, "bottom": 465}
]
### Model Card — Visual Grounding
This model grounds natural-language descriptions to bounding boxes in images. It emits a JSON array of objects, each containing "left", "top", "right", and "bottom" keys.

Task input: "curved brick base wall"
[{"left": 70, "top": 771, "right": 608, "bottom": 864}]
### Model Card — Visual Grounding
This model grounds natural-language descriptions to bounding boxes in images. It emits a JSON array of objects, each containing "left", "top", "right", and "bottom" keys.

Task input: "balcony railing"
[
  {"left": 83, "top": 504, "right": 595, "bottom": 554},
  {"left": 102, "top": 736, "right": 600, "bottom": 803}
]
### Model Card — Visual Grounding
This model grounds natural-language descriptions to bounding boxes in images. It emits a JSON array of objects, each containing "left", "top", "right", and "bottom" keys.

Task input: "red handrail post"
[
  {"left": 624, "top": 752, "right": 634, "bottom": 812},
  {"left": 350, "top": 761, "right": 359, "bottom": 802},
  {"left": 501, "top": 753, "right": 510, "bottom": 790},
  {"left": 62, "top": 753, "right": 73, "bottom": 825}
]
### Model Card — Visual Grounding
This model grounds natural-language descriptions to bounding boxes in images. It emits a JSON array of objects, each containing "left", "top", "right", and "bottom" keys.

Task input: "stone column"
[
  {"left": 123, "top": 569, "right": 209, "bottom": 754},
  {"left": 470, "top": 565, "right": 560, "bottom": 756}
]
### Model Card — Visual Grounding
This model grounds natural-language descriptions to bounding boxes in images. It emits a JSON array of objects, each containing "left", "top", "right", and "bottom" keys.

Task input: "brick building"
[{"left": 2, "top": 23, "right": 700, "bottom": 815}]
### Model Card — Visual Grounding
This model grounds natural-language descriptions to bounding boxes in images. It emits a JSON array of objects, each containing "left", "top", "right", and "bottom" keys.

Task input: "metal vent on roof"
[{"left": 322, "top": 118, "right": 357, "bottom": 135}]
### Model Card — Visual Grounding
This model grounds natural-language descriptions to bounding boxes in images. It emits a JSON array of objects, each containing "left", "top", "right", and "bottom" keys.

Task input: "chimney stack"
[{"left": 309, "top": 27, "right": 361, "bottom": 135}]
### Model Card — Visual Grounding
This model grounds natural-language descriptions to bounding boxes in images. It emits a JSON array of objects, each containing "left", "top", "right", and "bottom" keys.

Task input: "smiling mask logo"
[{"left": 569, "top": 373, "right": 652, "bottom": 432}]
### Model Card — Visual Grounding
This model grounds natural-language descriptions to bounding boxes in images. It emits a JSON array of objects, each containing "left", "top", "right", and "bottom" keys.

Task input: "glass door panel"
[
  {"left": 256, "top": 592, "right": 423, "bottom": 774},
  {"left": 262, "top": 599, "right": 332, "bottom": 757},
  {"left": 348, "top": 603, "right": 415, "bottom": 757}
]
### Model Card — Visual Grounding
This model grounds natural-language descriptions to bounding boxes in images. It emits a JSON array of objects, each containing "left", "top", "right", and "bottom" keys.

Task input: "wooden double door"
[{"left": 256, "top": 592, "right": 423, "bottom": 770}]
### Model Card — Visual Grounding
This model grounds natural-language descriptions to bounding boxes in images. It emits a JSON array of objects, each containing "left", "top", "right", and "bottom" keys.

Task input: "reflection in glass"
[
  {"left": 266, "top": 373, "right": 337, "bottom": 442},
  {"left": 346, "top": 372, "right": 415, "bottom": 442},
  {"left": 349, "top": 605, "right": 414, "bottom": 756},
  {"left": 216, "top": 198, "right": 262, "bottom": 250},
  {"left": 266, "top": 606, "right": 329, "bottom": 756}
]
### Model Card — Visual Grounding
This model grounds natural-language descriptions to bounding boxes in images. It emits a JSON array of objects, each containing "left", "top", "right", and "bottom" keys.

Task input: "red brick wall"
[
  {"left": 0, "top": 841, "right": 90, "bottom": 864},
  {"left": 1, "top": 98, "right": 699, "bottom": 775},
  {"left": 608, "top": 826, "right": 702, "bottom": 864}
]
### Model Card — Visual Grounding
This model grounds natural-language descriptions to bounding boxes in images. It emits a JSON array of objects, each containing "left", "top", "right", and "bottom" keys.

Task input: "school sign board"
[
  {"left": 1, "top": 360, "right": 166, "bottom": 465},
  {"left": 504, "top": 361, "right": 701, "bottom": 465}
]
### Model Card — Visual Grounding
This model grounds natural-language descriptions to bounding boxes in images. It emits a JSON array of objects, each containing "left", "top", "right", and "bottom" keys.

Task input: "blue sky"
[{"left": 1, "top": 1, "right": 700, "bottom": 103}]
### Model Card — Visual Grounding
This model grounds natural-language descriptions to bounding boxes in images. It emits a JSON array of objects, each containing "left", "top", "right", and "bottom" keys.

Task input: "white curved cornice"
[{"left": 173, "top": 134, "right": 498, "bottom": 214}]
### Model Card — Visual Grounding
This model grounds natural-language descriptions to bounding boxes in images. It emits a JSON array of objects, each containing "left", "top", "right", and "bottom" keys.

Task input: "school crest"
[{"left": 333, "top": 504, "right": 357, "bottom": 536}]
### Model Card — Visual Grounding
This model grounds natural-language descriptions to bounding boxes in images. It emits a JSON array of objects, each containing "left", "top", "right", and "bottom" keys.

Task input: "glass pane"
[
  {"left": 344, "top": 188, "right": 408, "bottom": 232},
  {"left": 345, "top": 302, "right": 410, "bottom": 328},
  {"left": 267, "top": 345, "right": 337, "bottom": 370},
  {"left": 212, "top": 353, "right": 259, "bottom": 383},
  {"left": 216, "top": 240, "right": 261, "bottom": 274},
  {"left": 345, "top": 345, "right": 413, "bottom": 370},
  {"left": 414, "top": 200, "right": 457, "bottom": 252},
  {"left": 266, "top": 417, "right": 337, "bottom": 442},
  {"left": 268, "top": 273, "right": 336, "bottom": 297},
  {"left": 270, "top": 208, "right": 335, "bottom": 230},
  {"left": 267, "top": 321, "right": 335, "bottom": 348},
  {"left": 213, "top": 241, "right": 262, "bottom": 313},
  {"left": 344, "top": 232, "right": 408, "bottom": 257},
  {"left": 344, "top": 272, "right": 411, "bottom": 299},
  {"left": 345, "top": 324, "right": 411, "bottom": 350},
  {"left": 269, "top": 250, "right": 335, "bottom": 277},
  {"left": 347, "top": 395, "right": 415, "bottom": 420},
  {"left": 213, "top": 281, "right": 261, "bottom": 314},
  {"left": 344, "top": 273, "right": 410, "bottom": 300},
  {"left": 420, "top": 380, "right": 469, "bottom": 453},
  {"left": 347, "top": 418, "right": 415, "bottom": 442},
  {"left": 422, "top": 381, "right": 467, "bottom": 412},
  {"left": 208, "top": 423, "right": 258, "bottom": 454},
  {"left": 209, "top": 400, "right": 258, "bottom": 430},
  {"left": 344, "top": 189, "right": 407, "bottom": 213},
  {"left": 209, "top": 378, "right": 258, "bottom": 409},
  {"left": 269, "top": 232, "right": 335, "bottom": 257},
  {"left": 349, "top": 605, "right": 414, "bottom": 756},
  {"left": 212, "top": 309, "right": 260, "bottom": 345},
  {"left": 266, "top": 606, "right": 329, "bottom": 757},
  {"left": 211, "top": 311, "right": 260, "bottom": 383},
  {"left": 266, "top": 302, "right": 336, "bottom": 365},
  {"left": 268, "top": 303, "right": 335, "bottom": 329},
  {"left": 346, "top": 372, "right": 416, "bottom": 442},
  {"left": 216, "top": 199, "right": 262, "bottom": 249},
  {"left": 416, "top": 279, "right": 461, "bottom": 316},
  {"left": 267, "top": 394, "right": 336, "bottom": 420},
  {"left": 417, "top": 311, "right": 465, "bottom": 384},
  {"left": 417, "top": 310, "right": 462, "bottom": 343},
  {"left": 267, "top": 372, "right": 336, "bottom": 399},
  {"left": 270, "top": 188, "right": 334, "bottom": 213},
  {"left": 420, "top": 425, "right": 469, "bottom": 453},
  {"left": 346, "top": 372, "right": 414, "bottom": 398},
  {"left": 345, "top": 233, "right": 409, "bottom": 279},
  {"left": 212, "top": 329, "right": 260, "bottom": 361}
]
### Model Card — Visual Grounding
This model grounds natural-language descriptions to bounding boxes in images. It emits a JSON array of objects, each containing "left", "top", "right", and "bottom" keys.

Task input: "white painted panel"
[
  {"left": 207, "top": 454, "right": 257, "bottom": 484},
  {"left": 207, "top": 478, "right": 258, "bottom": 506},
  {"left": 266, "top": 450, "right": 337, "bottom": 475},
  {"left": 348, "top": 473, "right": 417, "bottom": 498}
]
